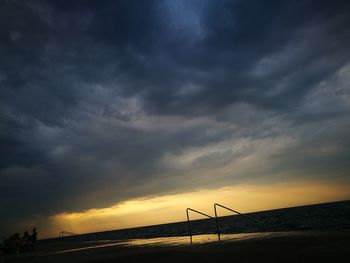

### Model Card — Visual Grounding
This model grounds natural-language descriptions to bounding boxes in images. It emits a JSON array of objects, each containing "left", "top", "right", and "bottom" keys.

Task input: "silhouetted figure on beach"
[
  {"left": 1, "top": 230, "right": 37, "bottom": 254},
  {"left": 10, "top": 233, "right": 21, "bottom": 247},
  {"left": 30, "top": 228, "right": 38, "bottom": 243},
  {"left": 22, "top": 231, "right": 29, "bottom": 243},
  {"left": 2, "top": 233, "right": 21, "bottom": 253},
  {"left": 21, "top": 231, "right": 35, "bottom": 251}
]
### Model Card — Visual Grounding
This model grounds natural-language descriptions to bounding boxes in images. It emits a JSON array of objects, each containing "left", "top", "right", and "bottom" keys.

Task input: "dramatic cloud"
[{"left": 1, "top": 0, "right": 350, "bottom": 236}]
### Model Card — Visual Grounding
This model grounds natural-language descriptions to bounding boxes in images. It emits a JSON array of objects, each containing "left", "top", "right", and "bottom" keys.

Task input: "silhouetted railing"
[
  {"left": 186, "top": 208, "right": 219, "bottom": 243},
  {"left": 214, "top": 203, "right": 266, "bottom": 241},
  {"left": 59, "top": 231, "right": 77, "bottom": 238}
]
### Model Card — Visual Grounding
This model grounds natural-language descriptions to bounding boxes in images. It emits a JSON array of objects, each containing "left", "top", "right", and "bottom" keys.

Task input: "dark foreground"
[{"left": 2, "top": 230, "right": 350, "bottom": 263}]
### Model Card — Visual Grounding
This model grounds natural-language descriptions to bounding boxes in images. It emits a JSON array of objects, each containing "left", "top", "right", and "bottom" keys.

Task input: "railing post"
[
  {"left": 186, "top": 208, "right": 193, "bottom": 244},
  {"left": 214, "top": 203, "right": 267, "bottom": 237},
  {"left": 214, "top": 204, "right": 221, "bottom": 241},
  {"left": 186, "top": 208, "right": 219, "bottom": 243}
]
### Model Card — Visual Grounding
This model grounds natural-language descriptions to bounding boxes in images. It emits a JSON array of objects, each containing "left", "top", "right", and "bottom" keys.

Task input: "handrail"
[
  {"left": 186, "top": 208, "right": 219, "bottom": 243},
  {"left": 214, "top": 203, "right": 266, "bottom": 241},
  {"left": 59, "top": 231, "right": 77, "bottom": 238}
]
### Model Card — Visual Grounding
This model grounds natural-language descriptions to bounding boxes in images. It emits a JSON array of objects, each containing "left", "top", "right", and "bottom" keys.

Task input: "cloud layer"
[{"left": 1, "top": 0, "right": 350, "bottom": 235}]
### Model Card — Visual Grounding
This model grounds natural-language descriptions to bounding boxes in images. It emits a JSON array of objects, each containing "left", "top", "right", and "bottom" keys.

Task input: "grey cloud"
[{"left": 1, "top": 0, "right": 350, "bottom": 236}]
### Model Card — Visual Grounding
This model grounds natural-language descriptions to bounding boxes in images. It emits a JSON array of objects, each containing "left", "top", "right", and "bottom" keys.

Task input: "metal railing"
[
  {"left": 185, "top": 204, "right": 267, "bottom": 243},
  {"left": 214, "top": 203, "right": 266, "bottom": 241},
  {"left": 186, "top": 208, "right": 219, "bottom": 243},
  {"left": 59, "top": 231, "right": 77, "bottom": 238}
]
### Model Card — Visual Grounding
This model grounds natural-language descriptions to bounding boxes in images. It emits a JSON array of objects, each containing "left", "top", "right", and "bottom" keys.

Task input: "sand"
[{"left": 2, "top": 230, "right": 350, "bottom": 263}]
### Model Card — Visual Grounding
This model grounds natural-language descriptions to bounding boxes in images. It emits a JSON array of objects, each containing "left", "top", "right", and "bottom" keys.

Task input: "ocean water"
[{"left": 43, "top": 200, "right": 350, "bottom": 243}]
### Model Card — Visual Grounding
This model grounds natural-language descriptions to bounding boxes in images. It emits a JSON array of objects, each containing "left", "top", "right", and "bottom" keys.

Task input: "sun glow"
[{"left": 46, "top": 180, "right": 350, "bottom": 238}]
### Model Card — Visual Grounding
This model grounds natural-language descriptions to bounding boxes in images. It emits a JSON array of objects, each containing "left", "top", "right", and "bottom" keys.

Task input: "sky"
[{"left": 1, "top": 0, "right": 350, "bottom": 239}]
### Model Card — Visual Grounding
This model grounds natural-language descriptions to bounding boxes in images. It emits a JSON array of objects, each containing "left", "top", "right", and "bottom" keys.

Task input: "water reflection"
[
  {"left": 122, "top": 233, "right": 263, "bottom": 246},
  {"left": 46, "top": 233, "right": 267, "bottom": 256}
]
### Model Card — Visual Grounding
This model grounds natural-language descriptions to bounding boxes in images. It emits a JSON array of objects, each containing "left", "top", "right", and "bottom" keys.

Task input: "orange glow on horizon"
[{"left": 43, "top": 180, "right": 350, "bottom": 238}]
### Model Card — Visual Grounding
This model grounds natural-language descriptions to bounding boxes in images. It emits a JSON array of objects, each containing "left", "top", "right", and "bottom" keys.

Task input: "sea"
[{"left": 42, "top": 200, "right": 350, "bottom": 243}]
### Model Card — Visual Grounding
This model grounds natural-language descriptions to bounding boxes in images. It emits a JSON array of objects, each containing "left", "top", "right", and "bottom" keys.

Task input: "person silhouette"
[
  {"left": 30, "top": 228, "right": 38, "bottom": 243},
  {"left": 22, "top": 231, "right": 29, "bottom": 243}
]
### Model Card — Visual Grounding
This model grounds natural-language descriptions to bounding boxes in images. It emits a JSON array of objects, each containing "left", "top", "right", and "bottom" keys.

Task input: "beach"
[
  {"left": 2, "top": 230, "right": 350, "bottom": 263},
  {"left": 2, "top": 200, "right": 350, "bottom": 263}
]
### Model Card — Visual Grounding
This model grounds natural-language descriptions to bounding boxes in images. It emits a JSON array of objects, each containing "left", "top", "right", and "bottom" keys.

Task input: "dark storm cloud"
[{"left": 1, "top": 0, "right": 350, "bottom": 235}]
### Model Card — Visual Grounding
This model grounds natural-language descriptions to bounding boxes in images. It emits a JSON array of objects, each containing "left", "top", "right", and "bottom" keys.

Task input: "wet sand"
[{"left": 2, "top": 230, "right": 350, "bottom": 263}]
